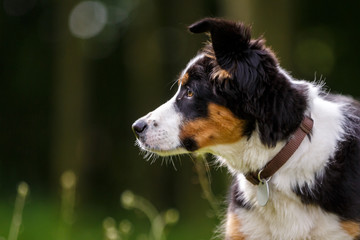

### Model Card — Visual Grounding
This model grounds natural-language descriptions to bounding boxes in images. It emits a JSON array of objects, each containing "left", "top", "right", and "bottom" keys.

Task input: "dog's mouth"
[{"left": 135, "top": 138, "right": 188, "bottom": 157}]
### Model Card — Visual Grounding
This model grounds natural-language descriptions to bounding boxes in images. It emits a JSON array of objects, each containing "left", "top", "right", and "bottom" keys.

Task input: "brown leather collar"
[{"left": 245, "top": 116, "right": 314, "bottom": 185}]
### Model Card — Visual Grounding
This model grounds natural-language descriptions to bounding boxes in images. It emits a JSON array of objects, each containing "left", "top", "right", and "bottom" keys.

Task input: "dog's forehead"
[
  {"left": 181, "top": 53, "right": 205, "bottom": 77},
  {"left": 179, "top": 53, "right": 206, "bottom": 84}
]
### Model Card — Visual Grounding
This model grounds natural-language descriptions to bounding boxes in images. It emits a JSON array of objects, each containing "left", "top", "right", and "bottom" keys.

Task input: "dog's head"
[{"left": 132, "top": 18, "right": 307, "bottom": 159}]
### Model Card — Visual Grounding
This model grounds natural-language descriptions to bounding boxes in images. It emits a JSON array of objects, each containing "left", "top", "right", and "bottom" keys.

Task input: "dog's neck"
[
  {"left": 210, "top": 130, "right": 286, "bottom": 175},
  {"left": 245, "top": 116, "right": 314, "bottom": 185}
]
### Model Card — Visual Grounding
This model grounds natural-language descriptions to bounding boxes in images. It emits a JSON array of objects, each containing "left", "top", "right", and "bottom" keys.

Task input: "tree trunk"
[{"left": 52, "top": 0, "right": 88, "bottom": 187}]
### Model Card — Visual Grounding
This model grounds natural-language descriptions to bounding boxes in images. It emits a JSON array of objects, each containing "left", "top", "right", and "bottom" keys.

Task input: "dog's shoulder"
[{"left": 294, "top": 93, "right": 360, "bottom": 221}]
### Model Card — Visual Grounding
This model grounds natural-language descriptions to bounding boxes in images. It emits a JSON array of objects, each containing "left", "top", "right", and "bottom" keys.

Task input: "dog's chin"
[{"left": 135, "top": 139, "right": 189, "bottom": 157}]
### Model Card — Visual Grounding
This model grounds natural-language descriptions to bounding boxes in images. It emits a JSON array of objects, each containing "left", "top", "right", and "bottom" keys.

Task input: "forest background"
[{"left": 1, "top": 0, "right": 360, "bottom": 239}]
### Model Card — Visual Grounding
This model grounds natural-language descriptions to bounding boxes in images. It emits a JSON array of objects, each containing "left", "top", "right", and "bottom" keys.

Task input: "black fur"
[
  {"left": 181, "top": 137, "right": 198, "bottom": 152},
  {"left": 229, "top": 180, "right": 252, "bottom": 211},
  {"left": 293, "top": 97, "right": 360, "bottom": 221},
  {"left": 189, "top": 18, "right": 251, "bottom": 69}
]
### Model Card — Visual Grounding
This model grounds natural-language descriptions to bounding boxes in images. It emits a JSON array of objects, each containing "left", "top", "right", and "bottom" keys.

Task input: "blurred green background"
[{"left": 1, "top": 0, "right": 360, "bottom": 239}]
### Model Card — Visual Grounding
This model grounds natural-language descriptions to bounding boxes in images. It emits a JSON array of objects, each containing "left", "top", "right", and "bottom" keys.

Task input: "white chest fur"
[{"left": 233, "top": 175, "right": 352, "bottom": 240}]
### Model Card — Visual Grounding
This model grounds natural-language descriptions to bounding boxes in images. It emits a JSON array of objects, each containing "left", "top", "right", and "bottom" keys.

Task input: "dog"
[{"left": 132, "top": 18, "right": 360, "bottom": 240}]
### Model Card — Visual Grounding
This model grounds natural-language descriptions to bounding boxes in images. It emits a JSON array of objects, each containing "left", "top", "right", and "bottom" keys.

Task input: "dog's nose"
[{"left": 132, "top": 119, "right": 148, "bottom": 137}]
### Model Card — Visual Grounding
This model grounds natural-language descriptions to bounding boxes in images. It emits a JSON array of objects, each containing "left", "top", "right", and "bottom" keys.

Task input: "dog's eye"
[{"left": 186, "top": 89, "right": 194, "bottom": 98}]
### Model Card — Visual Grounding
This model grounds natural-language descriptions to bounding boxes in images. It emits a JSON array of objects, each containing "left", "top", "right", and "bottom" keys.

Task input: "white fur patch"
[
  {"left": 136, "top": 87, "right": 184, "bottom": 154},
  {"left": 233, "top": 182, "right": 353, "bottom": 240}
]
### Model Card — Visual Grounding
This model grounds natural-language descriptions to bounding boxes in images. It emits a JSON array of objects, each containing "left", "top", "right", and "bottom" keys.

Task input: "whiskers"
[
  {"left": 160, "top": 155, "right": 181, "bottom": 171},
  {"left": 143, "top": 151, "right": 159, "bottom": 163},
  {"left": 135, "top": 140, "right": 181, "bottom": 170},
  {"left": 145, "top": 153, "right": 181, "bottom": 171},
  {"left": 135, "top": 140, "right": 155, "bottom": 162}
]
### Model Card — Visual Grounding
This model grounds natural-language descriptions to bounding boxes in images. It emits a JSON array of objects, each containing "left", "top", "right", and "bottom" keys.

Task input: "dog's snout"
[{"left": 132, "top": 119, "right": 148, "bottom": 137}]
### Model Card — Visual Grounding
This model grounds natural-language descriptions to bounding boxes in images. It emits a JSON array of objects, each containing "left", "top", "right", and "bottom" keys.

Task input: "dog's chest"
[{"left": 231, "top": 186, "right": 353, "bottom": 240}]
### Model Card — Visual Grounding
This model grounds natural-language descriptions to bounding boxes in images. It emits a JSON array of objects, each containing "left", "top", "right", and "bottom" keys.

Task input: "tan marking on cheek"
[
  {"left": 180, "top": 103, "right": 245, "bottom": 149},
  {"left": 178, "top": 73, "right": 189, "bottom": 86},
  {"left": 225, "top": 212, "right": 247, "bottom": 240},
  {"left": 341, "top": 221, "right": 360, "bottom": 238}
]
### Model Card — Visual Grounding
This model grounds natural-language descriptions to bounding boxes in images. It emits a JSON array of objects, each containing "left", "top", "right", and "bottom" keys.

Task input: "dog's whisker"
[
  {"left": 160, "top": 158, "right": 165, "bottom": 166},
  {"left": 176, "top": 155, "right": 182, "bottom": 166},
  {"left": 137, "top": 147, "right": 182, "bottom": 171},
  {"left": 170, "top": 156, "right": 178, "bottom": 171},
  {"left": 170, "top": 78, "right": 179, "bottom": 90}
]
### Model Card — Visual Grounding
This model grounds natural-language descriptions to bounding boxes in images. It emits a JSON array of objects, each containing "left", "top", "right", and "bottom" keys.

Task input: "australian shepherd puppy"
[{"left": 132, "top": 18, "right": 360, "bottom": 240}]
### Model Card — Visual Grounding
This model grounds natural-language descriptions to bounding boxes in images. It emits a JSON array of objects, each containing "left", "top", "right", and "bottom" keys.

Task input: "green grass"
[
  {"left": 0, "top": 192, "right": 219, "bottom": 240},
  {"left": 0, "top": 159, "right": 223, "bottom": 240}
]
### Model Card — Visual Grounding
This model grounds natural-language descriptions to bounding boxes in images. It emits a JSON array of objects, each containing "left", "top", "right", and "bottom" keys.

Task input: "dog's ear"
[{"left": 189, "top": 18, "right": 251, "bottom": 69}]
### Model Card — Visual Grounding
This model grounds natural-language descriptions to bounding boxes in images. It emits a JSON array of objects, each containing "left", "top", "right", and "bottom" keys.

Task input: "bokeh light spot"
[{"left": 69, "top": 1, "right": 107, "bottom": 39}]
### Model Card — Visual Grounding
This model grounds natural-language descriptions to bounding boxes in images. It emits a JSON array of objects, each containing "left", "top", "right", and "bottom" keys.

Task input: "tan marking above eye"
[
  {"left": 180, "top": 103, "right": 245, "bottom": 149},
  {"left": 178, "top": 72, "right": 189, "bottom": 86},
  {"left": 211, "top": 65, "right": 232, "bottom": 80},
  {"left": 341, "top": 221, "right": 360, "bottom": 238}
]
